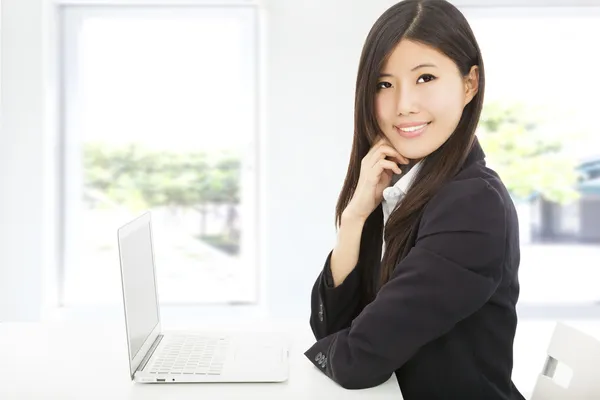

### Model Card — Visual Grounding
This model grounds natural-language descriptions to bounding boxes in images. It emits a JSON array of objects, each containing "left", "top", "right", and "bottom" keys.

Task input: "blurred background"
[{"left": 1, "top": 0, "right": 600, "bottom": 394}]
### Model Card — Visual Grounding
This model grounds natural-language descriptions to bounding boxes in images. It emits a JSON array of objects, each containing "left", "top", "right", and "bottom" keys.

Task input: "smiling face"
[{"left": 375, "top": 39, "right": 479, "bottom": 161}]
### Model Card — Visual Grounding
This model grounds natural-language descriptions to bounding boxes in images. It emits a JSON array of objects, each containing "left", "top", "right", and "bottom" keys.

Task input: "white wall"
[{"left": 0, "top": 0, "right": 58, "bottom": 321}]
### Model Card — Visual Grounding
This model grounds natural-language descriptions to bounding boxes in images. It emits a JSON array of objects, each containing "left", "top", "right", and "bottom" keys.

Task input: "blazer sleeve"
[
  {"left": 304, "top": 178, "right": 507, "bottom": 389},
  {"left": 309, "top": 250, "right": 364, "bottom": 340}
]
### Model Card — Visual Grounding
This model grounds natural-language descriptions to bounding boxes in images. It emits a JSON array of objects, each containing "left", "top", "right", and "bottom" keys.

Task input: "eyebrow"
[{"left": 379, "top": 63, "right": 438, "bottom": 77}]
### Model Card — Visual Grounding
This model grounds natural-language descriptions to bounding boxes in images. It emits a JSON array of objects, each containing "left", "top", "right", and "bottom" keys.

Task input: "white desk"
[{"left": 0, "top": 320, "right": 401, "bottom": 400}]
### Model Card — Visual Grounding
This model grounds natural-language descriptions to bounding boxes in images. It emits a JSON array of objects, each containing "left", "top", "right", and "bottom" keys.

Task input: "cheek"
[
  {"left": 375, "top": 95, "right": 389, "bottom": 120},
  {"left": 374, "top": 95, "right": 393, "bottom": 129},
  {"left": 428, "top": 86, "right": 465, "bottom": 126}
]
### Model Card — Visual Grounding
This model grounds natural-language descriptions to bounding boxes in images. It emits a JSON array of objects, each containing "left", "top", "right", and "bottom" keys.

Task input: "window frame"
[{"left": 56, "top": 0, "right": 263, "bottom": 310}]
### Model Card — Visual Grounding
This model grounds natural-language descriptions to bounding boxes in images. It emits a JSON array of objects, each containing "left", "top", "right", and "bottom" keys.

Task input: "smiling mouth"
[{"left": 394, "top": 122, "right": 431, "bottom": 138}]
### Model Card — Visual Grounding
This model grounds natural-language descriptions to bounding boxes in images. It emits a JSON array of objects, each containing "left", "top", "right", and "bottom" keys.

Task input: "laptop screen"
[{"left": 118, "top": 214, "right": 160, "bottom": 364}]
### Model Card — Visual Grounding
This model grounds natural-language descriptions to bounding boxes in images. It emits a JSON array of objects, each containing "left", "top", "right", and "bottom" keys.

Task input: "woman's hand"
[{"left": 343, "top": 137, "right": 409, "bottom": 221}]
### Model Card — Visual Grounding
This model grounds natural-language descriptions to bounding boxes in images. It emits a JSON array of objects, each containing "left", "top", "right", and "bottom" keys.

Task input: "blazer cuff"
[
  {"left": 321, "top": 251, "right": 360, "bottom": 294},
  {"left": 304, "top": 332, "right": 337, "bottom": 378},
  {"left": 317, "top": 251, "right": 361, "bottom": 327}
]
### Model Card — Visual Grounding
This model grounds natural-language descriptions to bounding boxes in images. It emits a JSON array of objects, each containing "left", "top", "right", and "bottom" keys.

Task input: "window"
[
  {"left": 462, "top": 7, "right": 600, "bottom": 308},
  {"left": 60, "top": 5, "right": 259, "bottom": 306}
]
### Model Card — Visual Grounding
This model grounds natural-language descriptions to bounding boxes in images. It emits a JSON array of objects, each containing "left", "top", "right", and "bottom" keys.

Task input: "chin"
[
  {"left": 394, "top": 140, "right": 447, "bottom": 162},
  {"left": 395, "top": 146, "right": 433, "bottom": 161}
]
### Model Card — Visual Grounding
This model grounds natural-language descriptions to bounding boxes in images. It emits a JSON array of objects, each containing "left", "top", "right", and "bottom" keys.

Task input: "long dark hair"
[{"left": 335, "top": 0, "right": 486, "bottom": 303}]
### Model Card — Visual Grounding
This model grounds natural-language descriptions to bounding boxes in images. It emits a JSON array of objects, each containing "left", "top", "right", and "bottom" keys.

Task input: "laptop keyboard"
[{"left": 148, "top": 335, "right": 230, "bottom": 376}]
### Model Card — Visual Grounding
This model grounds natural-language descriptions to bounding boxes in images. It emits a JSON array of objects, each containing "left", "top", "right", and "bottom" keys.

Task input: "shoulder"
[
  {"left": 419, "top": 160, "right": 509, "bottom": 243},
  {"left": 417, "top": 161, "right": 510, "bottom": 273},
  {"left": 425, "top": 161, "right": 508, "bottom": 218}
]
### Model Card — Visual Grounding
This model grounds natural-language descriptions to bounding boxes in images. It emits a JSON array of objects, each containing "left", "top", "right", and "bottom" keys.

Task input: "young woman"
[{"left": 304, "top": 1, "right": 525, "bottom": 399}]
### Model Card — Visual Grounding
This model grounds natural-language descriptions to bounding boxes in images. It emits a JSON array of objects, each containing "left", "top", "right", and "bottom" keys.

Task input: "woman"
[{"left": 304, "top": 0, "right": 525, "bottom": 399}]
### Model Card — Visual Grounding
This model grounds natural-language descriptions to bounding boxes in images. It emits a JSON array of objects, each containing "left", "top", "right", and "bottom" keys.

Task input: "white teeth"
[{"left": 398, "top": 123, "right": 428, "bottom": 132}]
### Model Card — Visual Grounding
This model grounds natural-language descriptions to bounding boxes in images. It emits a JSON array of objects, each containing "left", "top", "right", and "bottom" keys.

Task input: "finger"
[
  {"left": 394, "top": 148, "right": 410, "bottom": 164},
  {"left": 374, "top": 159, "right": 402, "bottom": 176},
  {"left": 373, "top": 145, "right": 409, "bottom": 166},
  {"left": 377, "top": 144, "right": 410, "bottom": 164},
  {"left": 388, "top": 150, "right": 410, "bottom": 165},
  {"left": 369, "top": 137, "right": 391, "bottom": 155},
  {"left": 374, "top": 136, "right": 389, "bottom": 147},
  {"left": 367, "top": 141, "right": 392, "bottom": 159},
  {"left": 388, "top": 153, "right": 410, "bottom": 165}
]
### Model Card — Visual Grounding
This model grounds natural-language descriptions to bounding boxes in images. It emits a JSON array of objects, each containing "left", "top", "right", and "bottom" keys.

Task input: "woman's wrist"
[{"left": 341, "top": 206, "right": 368, "bottom": 226}]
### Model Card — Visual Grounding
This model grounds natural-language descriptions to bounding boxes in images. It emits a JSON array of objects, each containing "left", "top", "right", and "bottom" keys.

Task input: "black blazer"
[{"left": 305, "top": 138, "right": 525, "bottom": 400}]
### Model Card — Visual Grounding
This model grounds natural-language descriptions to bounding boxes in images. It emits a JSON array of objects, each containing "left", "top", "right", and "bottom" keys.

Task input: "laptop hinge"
[{"left": 137, "top": 334, "right": 164, "bottom": 373}]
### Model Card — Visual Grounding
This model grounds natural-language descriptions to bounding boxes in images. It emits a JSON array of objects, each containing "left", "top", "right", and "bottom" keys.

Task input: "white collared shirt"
[{"left": 381, "top": 161, "right": 422, "bottom": 258}]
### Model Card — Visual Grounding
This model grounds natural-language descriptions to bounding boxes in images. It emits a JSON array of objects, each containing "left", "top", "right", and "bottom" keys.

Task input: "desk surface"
[{"left": 0, "top": 319, "right": 401, "bottom": 400}]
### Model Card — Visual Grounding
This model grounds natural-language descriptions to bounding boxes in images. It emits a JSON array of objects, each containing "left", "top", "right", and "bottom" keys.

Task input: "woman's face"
[{"left": 375, "top": 39, "right": 479, "bottom": 161}]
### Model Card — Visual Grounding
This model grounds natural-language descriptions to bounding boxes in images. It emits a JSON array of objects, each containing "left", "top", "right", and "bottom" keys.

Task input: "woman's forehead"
[{"left": 381, "top": 40, "right": 452, "bottom": 73}]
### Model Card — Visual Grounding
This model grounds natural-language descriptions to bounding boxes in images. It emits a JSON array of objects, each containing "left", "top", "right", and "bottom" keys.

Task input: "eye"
[
  {"left": 376, "top": 81, "right": 392, "bottom": 90},
  {"left": 417, "top": 74, "right": 436, "bottom": 83}
]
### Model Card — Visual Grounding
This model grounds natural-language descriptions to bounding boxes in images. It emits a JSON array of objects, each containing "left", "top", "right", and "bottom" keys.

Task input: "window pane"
[
  {"left": 61, "top": 7, "right": 258, "bottom": 305},
  {"left": 465, "top": 8, "right": 600, "bottom": 304}
]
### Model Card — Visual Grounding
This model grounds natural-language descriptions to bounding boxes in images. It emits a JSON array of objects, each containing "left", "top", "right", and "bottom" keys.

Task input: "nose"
[{"left": 396, "top": 86, "right": 419, "bottom": 116}]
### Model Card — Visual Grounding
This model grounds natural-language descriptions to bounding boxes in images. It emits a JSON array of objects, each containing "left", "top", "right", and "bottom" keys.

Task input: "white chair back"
[{"left": 531, "top": 322, "right": 600, "bottom": 399}]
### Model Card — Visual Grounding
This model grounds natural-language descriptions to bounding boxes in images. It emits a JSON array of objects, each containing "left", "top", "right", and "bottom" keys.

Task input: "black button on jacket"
[{"left": 305, "top": 139, "right": 526, "bottom": 400}]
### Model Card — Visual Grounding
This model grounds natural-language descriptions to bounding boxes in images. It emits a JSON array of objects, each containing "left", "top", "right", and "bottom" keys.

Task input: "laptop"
[{"left": 117, "top": 211, "right": 289, "bottom": 383}]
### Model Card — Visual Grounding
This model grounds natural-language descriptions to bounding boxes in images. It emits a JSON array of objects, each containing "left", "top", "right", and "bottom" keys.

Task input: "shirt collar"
[
  {"left": 382, "top": 161, "right": 422, "bottom": 203},
  {"left": 392, "top": 161, "right": 422, "bottom": 194}
]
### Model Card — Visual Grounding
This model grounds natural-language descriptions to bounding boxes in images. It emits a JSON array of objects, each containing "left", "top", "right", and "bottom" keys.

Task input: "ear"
[{"left": 463, "top": 65, "right": 479, "bottom": 106}]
